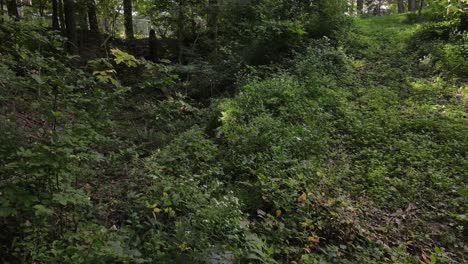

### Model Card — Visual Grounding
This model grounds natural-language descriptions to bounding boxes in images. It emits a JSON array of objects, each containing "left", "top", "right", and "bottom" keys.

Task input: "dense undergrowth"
[{"left": 1, "top": 12, "right": 467, "bottom": 264}]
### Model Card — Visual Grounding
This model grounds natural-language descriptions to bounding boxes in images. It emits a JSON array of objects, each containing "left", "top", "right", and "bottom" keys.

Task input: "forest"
[{"left": 0, "top": 0, "right": 467, "bottom": 263}]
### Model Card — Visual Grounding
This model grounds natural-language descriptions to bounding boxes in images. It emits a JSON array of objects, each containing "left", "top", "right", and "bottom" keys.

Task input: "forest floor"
[
  {"left": 195, "top": 14, "right": 467, "bottom": 262},
  {"left": 1, "top": 13, "right": 466, "bottom": 263},
  {"left": 339, "top": 14, "right": 467, "bottom": 261},
  {"left": 127, "top": 14, "right": 467, "bottom": 262}
]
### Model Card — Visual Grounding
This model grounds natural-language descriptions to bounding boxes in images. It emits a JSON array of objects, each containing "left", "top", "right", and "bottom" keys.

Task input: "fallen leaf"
[{"left": 297, "top": 192, "right": 307, "bottom": 203}]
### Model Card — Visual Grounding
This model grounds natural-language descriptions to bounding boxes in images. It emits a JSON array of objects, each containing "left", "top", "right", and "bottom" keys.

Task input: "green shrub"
[
  {"left": 408, "top": 19, "right": 467, "bottom": 78},
  {"left": 135, "top": 128, "right": 246, "bottom": 261}
]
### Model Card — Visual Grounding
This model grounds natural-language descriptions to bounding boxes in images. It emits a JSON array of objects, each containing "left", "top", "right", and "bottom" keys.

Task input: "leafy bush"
[
  {"left": 408, "top": 18, "right": 467, "bottom": 78},
  {"left": 0, "top": 20, "right": 144, "bottom": 262},
  {"left": 412, "top": 20, "right": 459, "bottom": 42},
  {"left": 221, "top": 0, "right": 350, "bottom": 65},
  {"left": 134, "top": 128, "right": 246, "bottom": 262}
]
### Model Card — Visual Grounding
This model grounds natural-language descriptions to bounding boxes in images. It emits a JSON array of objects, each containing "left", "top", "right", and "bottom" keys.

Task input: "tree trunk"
[
  {"left": 408, "top": 0, "right": 415, "bottom": 11},
  {"left": 398, "top": 0, "right": 404, "bottom": 13},
  {"left": 40, "top": 0, "right": 47, "bottom": 17},
  {"left": 78, "top": 3, "right": 88, "bottom": 32},
  {"left": 376, "top": 0, "right": 382, "bottom": 15},
  {"left": 177, "top": 0, "right": 184, "bottom": 64},
  {"left": 459, "top": 9, "right": 468, "bottom": 32},
  {"left": 59, "top": 0, "right": 66, "bottom": 33},
  {"left": 6, "top": 0, "right": 19, "bottom": 20},
  {"left": 87, "top": 0, "right": 99, "bottom": 33},
  {"left": 1, "top": 0, "right": 4, "bottom": 22},
  {"left": 123, "top": 0, "right": 133, "bottom": 39},
  {"left": 149, "top": 29, "right": 158, "bottom": 61},
  {"left": 349, "top": 0, "right": 355, "bottom": 16},
  {"left": 64, "top": 0, "right": 78, "bottom": 54},
  {"left": 52, "top": 0, "right": 60, "bottom": 30},
  {"left": 104, "top": 18, "right": 109, "bottom": 33},
  {"left": 207, "top": 0, "right": 218, "bottom": 54},
  {"left": 357, "top": 0, "right": 363, "bottom": 15},
  {"left": 418, "top": 0, "right": 424, "bottom": 15}
]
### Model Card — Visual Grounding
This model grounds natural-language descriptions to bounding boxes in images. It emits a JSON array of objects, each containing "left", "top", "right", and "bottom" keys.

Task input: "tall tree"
[
  {"left": 376, "top": 0, "right": 383, "bottom": 15},
  {"left": 52, "top": 0, "right": 60, "bottom": 30},
  {"left": 357, "top": 0, "right": 364, "bottom": 15},
  {"left": 64, "top": 0, "right": 78, "bottom": 54},
  {"left": 207, "top": 0, "right": 218, "bottom": 54},
  {"left": 149, "top": 29, "right": 158, "bottom": 61},
  {"left": 348, "top": 0, "right": 356, "bottom": 16},
  {"left": 123, "top": 0, "right": 134, "bottom": 39},
  {"left": 6, "top": 0, "right": 19, "bottom": 20},
  {"left": 58, "top": 0, "right": 66, "bottom": 32},
  {"left": 77, "top": 1, "right": 88, "bottom": 32},
  {"left": 398, "top": 0, "right": 404, "bottom": 13},
  {"left": 365, "top": 0, "right": 374, "bottom": 15},
  {"left": 177, "top": 0, "right": 184, "bottom": 63},
  {"left": 87, "top": 0, "right": 99, "bottom": 33},
  {"left": 418, "top": 0, "right": 424, "bottom": 15},
  {"left": 0, "top": 0, "right": 4, "bottom": 22},
  {"left": 36, "top": 0, "right": 48, "bottom": 17},
  {"left": 408, "top": 0, "right": 415, "bottom": 11}
]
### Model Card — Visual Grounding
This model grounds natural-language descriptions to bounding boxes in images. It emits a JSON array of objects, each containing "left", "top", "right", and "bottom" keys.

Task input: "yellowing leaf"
[
  {"left": 111, "top": 49, "right": 141, "bottom": 67},
  {"left": 307, "top": 235, "right": 320, "bottom": 244},
  {"left": 297, "top": 192, "right": 307, "bottom": 203},
  {"left": 276, "top": 209, "right": 282, "bottom": 217},
  {"left": 176, "top": 242, "right": 192, "bottom": 252}
]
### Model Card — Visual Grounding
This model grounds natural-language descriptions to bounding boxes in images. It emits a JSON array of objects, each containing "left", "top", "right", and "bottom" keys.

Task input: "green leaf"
[
  {"left": 31, "top": 74, "right": 44, "bottom": 84},
  {"left": 111, "top": 49, "right": 141, "bottom": 68},
  {"left": 0, "top": 207, "right": 17, "bottom": 217},
  {"left": 457, "top": 188, "right": 468, "bottom": 197},
  {"left": 33, "top": 204, "right": 53, "bottom": 216}
]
